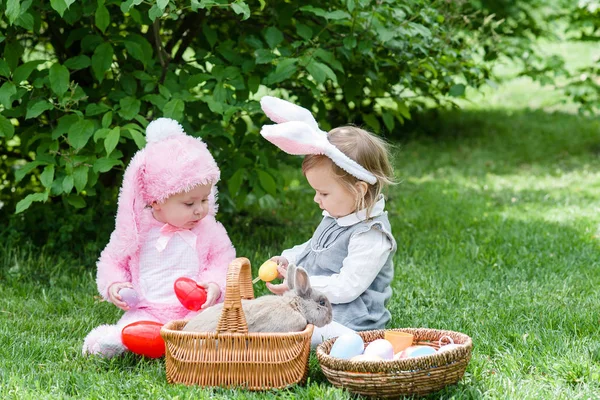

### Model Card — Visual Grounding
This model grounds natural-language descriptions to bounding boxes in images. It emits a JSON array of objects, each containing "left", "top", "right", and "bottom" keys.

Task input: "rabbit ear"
[
  {"left": 286, "top": 264, "right": 297, "bottom": 290},
  {"left": 293, "top": 267, "right": 311, "bottom": 298},
  {"left": 260, "top": 96, "right": 320, "bottom": 131}
]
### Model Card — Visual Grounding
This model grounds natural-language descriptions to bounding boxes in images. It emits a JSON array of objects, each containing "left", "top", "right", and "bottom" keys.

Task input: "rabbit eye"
[{"left": 319, "top": 299, "right": 326, "bottom": 307}]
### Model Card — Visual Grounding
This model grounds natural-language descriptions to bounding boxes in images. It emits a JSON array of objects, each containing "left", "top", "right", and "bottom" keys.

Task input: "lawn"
[{"left": 2, "top": 41, "right": 600, "bottom": 399}]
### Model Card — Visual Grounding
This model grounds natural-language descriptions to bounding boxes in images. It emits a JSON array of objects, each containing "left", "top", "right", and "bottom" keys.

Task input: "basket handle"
[{"left": 216, "top": 257, "right": 255, "bottom": 334}]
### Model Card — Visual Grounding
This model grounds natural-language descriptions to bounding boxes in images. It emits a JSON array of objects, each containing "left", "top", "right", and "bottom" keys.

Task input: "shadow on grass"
[{"left": 393, "top": 108, "right": 600, "bottom": 178}]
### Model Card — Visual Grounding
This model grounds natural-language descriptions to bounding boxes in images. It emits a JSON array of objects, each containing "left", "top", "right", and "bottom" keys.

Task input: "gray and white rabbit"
[{"left": 183, "top": 264, "right": 332, "bottom": 333}]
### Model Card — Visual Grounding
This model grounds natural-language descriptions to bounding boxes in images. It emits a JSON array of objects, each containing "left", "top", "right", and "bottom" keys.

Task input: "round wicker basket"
[{"left": 316, "top": 328, "right": 472, "bottom": 397}]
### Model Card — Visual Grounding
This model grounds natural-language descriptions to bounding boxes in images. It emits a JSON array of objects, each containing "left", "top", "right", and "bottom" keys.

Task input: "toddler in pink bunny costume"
[{"left": 82, "top": 118, "right": 235, "bottom": 358}]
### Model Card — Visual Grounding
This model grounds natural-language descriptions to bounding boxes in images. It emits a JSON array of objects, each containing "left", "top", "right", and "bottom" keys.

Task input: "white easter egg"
[
  {"left": 438, "top": 343, "right": 462, "bottom": 353},
  {"left": 329, "top": 333, "right": 364, "bottom": 359},
  {"left": 363, "top": 339, "right": 394, "bottom": 360},
  {"left": 119, "top": 288, "right": 139, "bottom": 308},
  {"left": 351, "top": 354, "right": 384, "bottom": 362}
]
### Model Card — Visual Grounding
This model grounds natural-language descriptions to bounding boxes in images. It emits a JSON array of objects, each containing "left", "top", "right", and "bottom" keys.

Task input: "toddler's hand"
[
  {"left": 266, "top": 281, "right": 289, "bottom": 295},
  {"left": 269, "top": 256, "right": 289, "bottom": 279},
  {"left": 108, "top": 282, "right": 133, "bottom": 311},
  {"left": 197, "top": 282, "right": 220, "bottom": 309}
]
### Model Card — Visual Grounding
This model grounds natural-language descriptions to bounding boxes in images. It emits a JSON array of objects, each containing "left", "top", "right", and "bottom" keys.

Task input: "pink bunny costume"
[{"left": 82, "top": 118, "right": 235, "bottom": 358}]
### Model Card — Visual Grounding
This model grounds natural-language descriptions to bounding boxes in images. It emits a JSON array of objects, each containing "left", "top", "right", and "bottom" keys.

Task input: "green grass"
[{"left": 3, "top": 41, "right": 600, "bottom": 399}]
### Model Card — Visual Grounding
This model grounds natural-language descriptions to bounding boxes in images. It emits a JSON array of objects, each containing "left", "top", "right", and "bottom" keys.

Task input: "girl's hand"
[
  {"left": 108, "top": 282, "right": 133, "bottom": 311},
  {"left": 269, "top": 256, "right": 289, "bottom": 279},
  {"left": 266, "top": 280, "right": 289, "bottom": 295},
  {"left": 197, "top": 282, "right": 220, "bottom": 309}
]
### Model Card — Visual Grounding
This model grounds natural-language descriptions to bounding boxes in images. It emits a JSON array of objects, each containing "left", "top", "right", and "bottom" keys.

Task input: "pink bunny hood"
[{"left": 111, "top": 118, "right": 220, "bottom": 259}]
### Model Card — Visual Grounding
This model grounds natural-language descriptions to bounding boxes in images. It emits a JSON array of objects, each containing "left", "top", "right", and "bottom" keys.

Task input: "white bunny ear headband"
[{"left": 259, "top": 96, "right": 377, "bottom": 185}]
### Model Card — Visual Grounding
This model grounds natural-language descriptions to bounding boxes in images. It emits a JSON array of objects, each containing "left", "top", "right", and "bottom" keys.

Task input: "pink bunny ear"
[
  {"left": 259, "top": 96, "right": 378, "bottom": 184},
  {"left": 110, "top": 151, "right": 146, "bottom": 258},
  {"left": 260, "top": 96, "right": 320, "bottom": 132},
  {"left": 261, "top": 121, "right": 329, "bottom": 155}
]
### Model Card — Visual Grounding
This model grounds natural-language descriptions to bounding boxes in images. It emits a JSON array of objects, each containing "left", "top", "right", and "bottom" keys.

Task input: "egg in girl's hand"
[
  {"left": 394, "top": 345, "right": 437, "bottom": 359},
  {"left": 119, "top": 288, "right": 139, "bottom": 308},
  {"left": 329, "top": 333, "right": 364, "bottom": 359},
  {"left": 351, "top": 354, "right": 384, "bottom": 362},
  {"left": 363, "top": 339, "right": 394, "bottom": 360},
  {"left": 252, "top": 260, "right": 280, "bottom": 284}
]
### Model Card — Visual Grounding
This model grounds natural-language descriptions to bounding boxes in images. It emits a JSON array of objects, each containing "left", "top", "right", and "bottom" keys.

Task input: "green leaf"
[
  {"left": 449, "top": 84, "right": 466, "bottom": 97},
  {"left": 363, "top": 113, "right": 380, "bottom": 132},
  {"left": 15, "top": 161, "right": 43, "bottom": 182},
  {"left": 16, "top": 12, "right": 34, "bottom": 31},
  {"left": 124, "top": 39, "right": 148, "bottom": 64},
  {"left": 343, "top": 36, "right": 357, "bottom": 49},
  {"left": 66, "top": 195, "right": 86, "bottom": 209},
  {"left": 118, "top": 96, "right": 141, "bottom": 120},
  {"left": 264, "top": 58, "right": 297, "bottom": 85},
  {"left": 314, "top": 49, "right": 344, "bottom": 72},
  {"left": 95, "top": 5, "right": 110, "bottom": 33},
  {"left": 26, "top": 99, "right": 54, "bottom": 119},
  {"left": 0, "top": 59, "right": 10, "bottom": 77},
  {"left": 91, "top": 42, "right": 114, "bottom": 82},
  {"left": 6, "top": 0, "right": 21, "bottom": 25},
  {"left": 40, "top": 165, "right": 55, "bottom": 188},
  {"left": 0, "top": 114, "right": 15, "bottom": 139},
  {"left": 73, "top": 165, "right": 89, "bottom": 193},
  {"left": 94, "top": 157, "right": 122, "bottom": 173},
  {"left": 13, "top": 60, "right": 45, "bottom": 83},
  {"left": 306, "top": 60, "right": 337, "bottom": 84},
  {"left": 4, "top": 41, "right": 23, "bottom": 72},
  {"left": 257, "top": 170, "right": 276, "bottom": 196},
  {"left": 231, "top": 1, "right": 250, "bottom": 20},
  {"left": 247, "top": 75, "right": 260, "bottom": 94},
  {"left": 300, "top": 6, "right": 350, "bottom": 20},
  {"left": 50, "top": 0, "right": 76, "bottom": 17},
  {"left": 52, "top": 114, "right": 79, "bottom": 140},
  {"left": 49, "top": 63, "right": 70, "bottom": 96},
  {"left": 0, "top": 82, "right": 16, "bottom": 109},
  {"left": 157, "top": 0, "right": 169, "bottom": 11},
  {"left": 255, "top": 49, "right": 275, "bottom": 64},
  {"left": 163, "top": 98, "right": 185, "bottom": 121},
  {"left": 67, "top": 118, "right": 95, "bottom": 150},
  {"left": 148, "top": 4, "right": 162, "bottom": 21},
  {"left": 64, "top": 55, "right": 91, "bottom": 71},
  {"left": 62, "top": 174, "right": 74, "bottom": 193},
  {"left": 15, "top": 192, "right": 48, "bottom": 214},
  {"left": 202, "top": 24, "right": 217, "bottom": 48},
  {"left": 296, "top": 23, "right": 313, "bottom": 41},
  {"left": 228, "top": 168, "right": 245, "bottom": 197},
  {"left": 86, "top": 103, "right": 111, "bottom": 116},
  {"left": 127, "top": 128, "right": 146, "bottom": 149},
  {"left": 102, "top": 111, "right": 113, "bottom": 128},
  {"left": 396, "top": 101, "right": 411, "bottom": 120},
  {"left": 382, "top": 111, "right": 395, "bottom": 132},
  {"left": 93, "top": 128, "right": 110, "bottom": 142},
  {"left": 104, "top": 127, "right": 120, "bottom": 156},
  {"left": 264, "top": 27, "right": 283, "bottom": 49}
]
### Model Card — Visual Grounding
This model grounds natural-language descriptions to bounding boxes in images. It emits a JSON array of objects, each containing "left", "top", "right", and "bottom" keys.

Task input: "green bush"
[{"left": 1, "top": 0, "right": 508, "bottom": 241}]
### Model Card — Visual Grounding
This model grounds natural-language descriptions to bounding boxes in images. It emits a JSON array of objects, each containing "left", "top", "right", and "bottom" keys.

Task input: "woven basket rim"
[
  {"left": 161, "top": 319, "right": 315, "bottom": 338},
  {"left": 316, "top": 328, "right": 473, "bottom": 373}
]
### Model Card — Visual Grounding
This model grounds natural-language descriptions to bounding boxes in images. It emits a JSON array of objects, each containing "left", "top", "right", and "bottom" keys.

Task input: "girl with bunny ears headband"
[
  {"left": 82, "top": 118, "right": 235, "bottom": 359},
  {"left": 260, "top": 96, "right": 397, "bottom": 347}
]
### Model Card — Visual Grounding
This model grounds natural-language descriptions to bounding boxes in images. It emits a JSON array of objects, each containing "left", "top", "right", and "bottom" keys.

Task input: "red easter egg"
[
  {"left": 121, "top": 321, "right": 165, "bottom": 358},
  {"left": 174, "top": 277, "right": 207, "bottom": 311}
]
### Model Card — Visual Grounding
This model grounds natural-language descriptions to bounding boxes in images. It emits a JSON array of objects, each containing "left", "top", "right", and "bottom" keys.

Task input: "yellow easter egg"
[{"left": 258, "top": 260, "right": 279, "bottom": 282}]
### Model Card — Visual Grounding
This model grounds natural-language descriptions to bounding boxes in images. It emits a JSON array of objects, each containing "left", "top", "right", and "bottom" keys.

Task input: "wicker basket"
[
  {"left": 160, "top": 257, "right": 314, "bottom": 390},
  {"left": 316, "top": 328, "right": 472, "bottom": 397}
]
